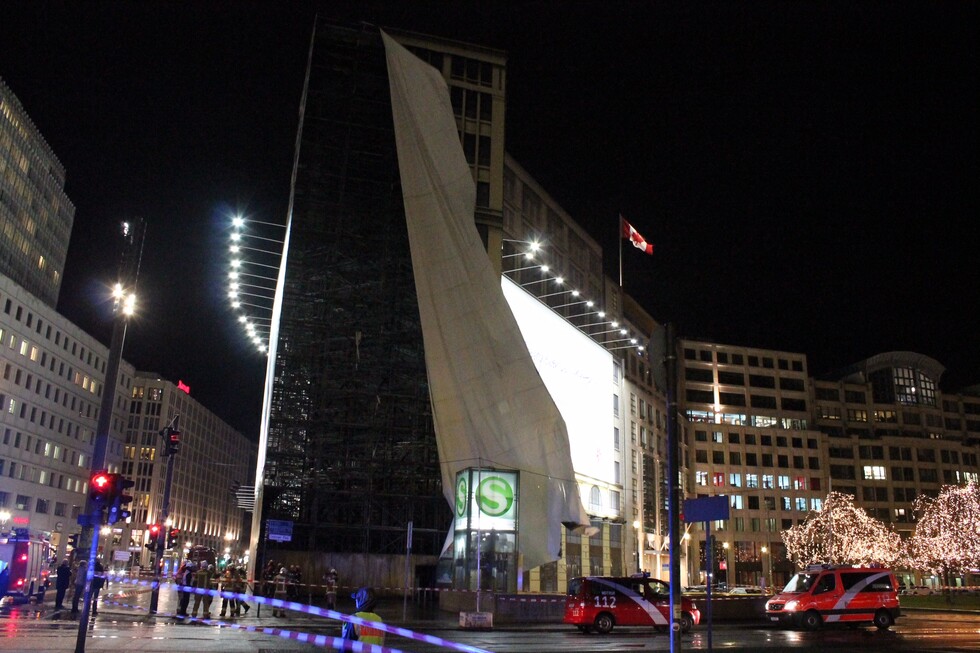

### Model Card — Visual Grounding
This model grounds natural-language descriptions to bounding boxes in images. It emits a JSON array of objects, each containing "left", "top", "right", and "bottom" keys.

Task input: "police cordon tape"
[
  {"left": 215, "top": 578, "right": 567, "bottom": 603},
  {"left": 97, "top": 574, "right": 494, "bottom": 653}
]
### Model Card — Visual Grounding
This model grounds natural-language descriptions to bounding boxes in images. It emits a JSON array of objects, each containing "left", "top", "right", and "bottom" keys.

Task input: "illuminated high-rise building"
[{"left": 0, "top": 78, "right": 74, "bottom": 308}]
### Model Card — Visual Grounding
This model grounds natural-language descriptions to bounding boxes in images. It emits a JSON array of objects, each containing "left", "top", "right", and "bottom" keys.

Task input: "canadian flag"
[{"left": 621, "top": 216, "right": 654, "bottom": 254}]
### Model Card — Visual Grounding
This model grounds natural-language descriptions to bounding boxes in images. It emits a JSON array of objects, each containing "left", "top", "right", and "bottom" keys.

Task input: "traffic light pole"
[
  {"left": 74, "top": 509, "right": 103, "bottom": 653},
  {"left": 149, "top": 416, "right": 179, "bottom": 614}
]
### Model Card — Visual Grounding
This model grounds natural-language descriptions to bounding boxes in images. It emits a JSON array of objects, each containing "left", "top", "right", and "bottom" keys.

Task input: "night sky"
[{"left": 2, "top": 1, "right": 977, "bottom": 439}]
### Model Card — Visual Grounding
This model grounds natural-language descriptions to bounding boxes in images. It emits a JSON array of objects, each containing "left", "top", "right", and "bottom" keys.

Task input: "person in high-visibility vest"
[{"left": 341, "top": 587, "right": 385, "bottom": 646}]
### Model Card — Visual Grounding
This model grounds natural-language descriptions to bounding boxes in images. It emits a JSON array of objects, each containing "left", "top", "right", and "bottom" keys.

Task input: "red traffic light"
[
  {"left": 90, "top": 471, "right": 113, "bottom": 501},
  {"left": 149, "top": 524, "right": 161, "bottom": 535}
]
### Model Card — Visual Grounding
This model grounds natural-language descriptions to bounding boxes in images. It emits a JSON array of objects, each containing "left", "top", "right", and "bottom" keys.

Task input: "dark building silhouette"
[{"left": 260, "top": 21, "right": 507, "bottom": 557}]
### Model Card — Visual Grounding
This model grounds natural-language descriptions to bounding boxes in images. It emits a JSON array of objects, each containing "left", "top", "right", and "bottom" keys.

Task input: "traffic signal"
[
  {"left": 167, "top": 528, "right": 179, "bottom": 549},
  {"left": 89, "top": 470, "right": 114, "bottom": 503},
  {"left": 67, "top": 533, "right": 79, "bottom": 549},
  {"left": 146, "top": 524, "right": 162, "bottom": 550},
  {"left": 163, "top": 427, "right": 181, "bottom": 455},
  {"left": 107, "top": 476, "right": 136, "bottom": 524}
]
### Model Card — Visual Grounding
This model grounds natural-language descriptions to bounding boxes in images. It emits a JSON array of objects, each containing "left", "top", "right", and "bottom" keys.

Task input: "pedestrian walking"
[
  {"left": 90, "top": 560, "right": 106, "bottom": 615},
  {"left": 54, "top": 560, "right": 71, "bottom": 610},
  {"left": 324, "top": 568, "right": 338, "bottom": 610},
  {"left": 272, "top": 567, "right": 289, "bottom": 617},
  {"left": 341, "top": 587, "right": 385, "bottom": 646}
]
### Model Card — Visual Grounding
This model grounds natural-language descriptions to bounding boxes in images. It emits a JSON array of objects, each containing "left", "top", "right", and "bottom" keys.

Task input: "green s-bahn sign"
[{"left": 455, "top": 468, "right": 518, "bottom": 530}]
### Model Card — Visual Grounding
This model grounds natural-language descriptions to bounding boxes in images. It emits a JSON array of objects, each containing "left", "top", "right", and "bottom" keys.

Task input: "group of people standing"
[
  {"left": 53, "top": 558, "right": 105, "bottom": 614},
  {"left": 173, "top": 561, "right": 250, "bottom": 618}
]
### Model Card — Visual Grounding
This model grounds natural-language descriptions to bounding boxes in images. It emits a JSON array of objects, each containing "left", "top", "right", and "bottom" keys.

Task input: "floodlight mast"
[{"left": 75, "top": 219, "right": 144, "bottom": 653}]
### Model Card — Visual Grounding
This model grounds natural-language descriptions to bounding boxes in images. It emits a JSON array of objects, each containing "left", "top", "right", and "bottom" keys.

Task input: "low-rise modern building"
[{"left": 123, "top": 372, "right": 254, "bottom": 572}]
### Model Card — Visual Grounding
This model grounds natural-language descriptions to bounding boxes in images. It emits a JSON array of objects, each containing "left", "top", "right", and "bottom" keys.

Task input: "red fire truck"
[{"left": 0, "top": 528, "right": 52, "bottom": 604}]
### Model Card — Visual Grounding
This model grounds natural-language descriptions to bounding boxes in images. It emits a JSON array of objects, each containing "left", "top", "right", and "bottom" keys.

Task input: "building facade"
[
  {"left": 2, "top": 79, "right": 255, "bottom": 574},
  {"left": 0, "top": 274, "right": 131, "bottom": 561},
  {"left": 124, "top": 372, "right": 253, "bottom": 571},
  {"left": 0, "top": 78, "right": 74, "bottom": 308},
  {"left": 681, "top": 342, "right": 980, "bottom": 589}
]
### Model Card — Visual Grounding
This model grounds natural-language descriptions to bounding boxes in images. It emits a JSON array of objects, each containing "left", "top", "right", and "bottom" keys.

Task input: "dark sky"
[{"left": 2, "top": 1, "right": 977, "bottom": 438}]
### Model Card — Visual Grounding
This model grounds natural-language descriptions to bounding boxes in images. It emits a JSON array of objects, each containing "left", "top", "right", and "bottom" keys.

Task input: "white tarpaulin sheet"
[{"left": 382, "top": 31, "right": 591, "bottom": 570}]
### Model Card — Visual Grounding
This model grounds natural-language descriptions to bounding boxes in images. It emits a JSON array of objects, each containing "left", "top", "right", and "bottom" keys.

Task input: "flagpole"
[{"left": 618, "top": 214, "right": 623, "bottom": 288}]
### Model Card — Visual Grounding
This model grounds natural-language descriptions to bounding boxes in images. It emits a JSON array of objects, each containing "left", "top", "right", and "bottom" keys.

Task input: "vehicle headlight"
[{"left": 785, "top": 600, "right": 799, "bottom": 611}]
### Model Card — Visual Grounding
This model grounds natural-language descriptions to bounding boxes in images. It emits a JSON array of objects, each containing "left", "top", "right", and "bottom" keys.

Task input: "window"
[
  {"left": 863, "top": 465, "right": 886, "bottom": 480},
  {"left": 729, "top": 473, "right": 742, "bottom": 487},
  {"left": 696, "top": 450, "right": 708, "bottom": 463},
  {"left": 712, "top": 472, "right": 725, "bottom": 487},
  {"left": 778, "top": 475, "right": 790, "bottom": 490},
  {"left": 695, "top": 471, "right": 708, "bottom": 486},
  {"left": 746, "top": 473, "right": 759, "bottom": 488},
  {"left": 589, "top": 486, "right": 602, "bottom": 511}
]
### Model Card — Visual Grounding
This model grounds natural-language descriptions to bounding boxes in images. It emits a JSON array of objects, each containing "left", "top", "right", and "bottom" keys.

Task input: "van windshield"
[{"left": 782, "top": 573, "right": 820, "bottom": 593}]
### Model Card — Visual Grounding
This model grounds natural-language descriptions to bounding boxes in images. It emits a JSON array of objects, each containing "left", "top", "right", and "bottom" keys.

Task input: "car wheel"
[
  {"left": 594, "top": 612, "right": 614, "bottom": 634},
  {"left": 873, "top": 609, "right": 893, "bottom": 630},
  {"left": 681, "top": 612, "right": 694, "bottom": 633},
  {"left": 801, "top": 610, "right": 822, "bottom": 630}
]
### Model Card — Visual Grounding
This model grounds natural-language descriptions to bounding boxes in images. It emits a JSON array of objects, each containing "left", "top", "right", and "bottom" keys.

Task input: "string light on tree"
[
  {"left": 781, "top": 491, "right": 902, "bottom": 568},
  {"left": 907, "top": 480, "right": 980, "bottom": 584}
]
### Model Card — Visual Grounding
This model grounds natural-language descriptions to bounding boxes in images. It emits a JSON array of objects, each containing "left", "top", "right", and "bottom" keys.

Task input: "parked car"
[
  {"left": 565, "top": 575, "right": 701, "bottom": 634},
  {"left": 904, "top": 585, "right": 935, "bottom": 596}
]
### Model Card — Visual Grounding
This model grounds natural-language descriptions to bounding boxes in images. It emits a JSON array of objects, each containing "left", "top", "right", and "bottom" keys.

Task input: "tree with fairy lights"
[
  {"left": 907, "top": 481, "right": 980, "bottom": 589},
  {"left": 782, "top": 491, "right": 903, "bottom": 568}
]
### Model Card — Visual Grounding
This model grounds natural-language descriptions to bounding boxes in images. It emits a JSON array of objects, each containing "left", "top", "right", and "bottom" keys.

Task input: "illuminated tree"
[
  {"left": 907, "top": 481, "right": 980, "bottom": 584},
  {"left": 782, "top": 491, "right": 902, "bottom": 568}
]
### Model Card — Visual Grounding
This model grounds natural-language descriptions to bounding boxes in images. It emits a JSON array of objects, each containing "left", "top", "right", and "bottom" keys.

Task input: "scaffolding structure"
[{"left": 263, "top": 22, "right": 449, "bottom": 556}]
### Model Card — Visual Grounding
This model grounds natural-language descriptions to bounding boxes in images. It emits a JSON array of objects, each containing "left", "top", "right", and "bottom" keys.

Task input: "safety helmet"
[{"left": 351, "top": 586, "right": 377, "bottom": 612}]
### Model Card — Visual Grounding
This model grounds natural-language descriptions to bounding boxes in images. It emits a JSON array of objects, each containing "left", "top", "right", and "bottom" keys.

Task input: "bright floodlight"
[
  {"left": 125, "top": 294, "right": 137, "bottom": 313},
  {"left": 231, "top": 259, "right": 242, "bottom": 268},
  {"left": 540, "top": 265, "right": 549, "bottom": 273},
  {"left": 554, "top": 276, "right": 564, "bottom": 285},
  {"left": 232, "top": 216, "right": 245, "bottom": 228},
  {"left": 229, "top": 244, "right": 240, "bottom": 253},
  {"left": 231, "top": 232, "right": 242, "bottom": 242},
  {"left": 112, "top": 283, "right": 125, "bottom": 299}
]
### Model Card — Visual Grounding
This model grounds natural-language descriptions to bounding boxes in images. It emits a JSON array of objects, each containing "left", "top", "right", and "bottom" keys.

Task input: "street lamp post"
[
  {"left": 633, "top": 520, "right": 643, "bottom": 574},
  {"left": 761, "top": 545, "right": 772, "bottom": 592},
  {"left": 722, "top": 541, "right": 731, "bottom": 588}
]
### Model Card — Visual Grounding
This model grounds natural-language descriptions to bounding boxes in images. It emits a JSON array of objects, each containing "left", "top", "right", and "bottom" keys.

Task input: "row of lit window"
[{"left": 695, "top": 471, "right": 819, "bottom": 492}]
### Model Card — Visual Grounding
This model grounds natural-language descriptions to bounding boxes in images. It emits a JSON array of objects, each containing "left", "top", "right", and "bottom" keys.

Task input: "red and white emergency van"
[
  {"left": 765, "top": 564, "right": 901, "bottom": 630},
  {"left": 564, "top": 575, "right": 701, "bottom": 634}
]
